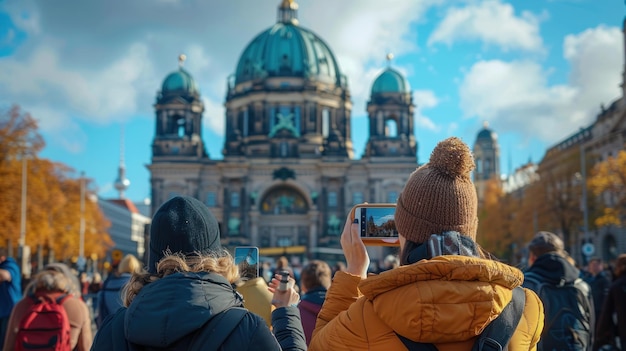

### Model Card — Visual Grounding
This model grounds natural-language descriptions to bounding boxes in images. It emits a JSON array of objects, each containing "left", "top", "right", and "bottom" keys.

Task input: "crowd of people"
[{"left": 0, "top": 136, "right": 624, "bottom": 350}]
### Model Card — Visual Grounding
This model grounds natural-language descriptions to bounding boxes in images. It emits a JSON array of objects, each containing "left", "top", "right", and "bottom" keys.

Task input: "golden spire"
[
  {"left": 278, "top": 0, "right": 298, "bottom": 24},
  {"left": 483, "top": 120, "right": 489, "bottom": 129},
  {"left": 280, "top": 0, "right": 298, "bottom": 10},
  {"left": 178, "top": 54, "right": 187, "bottom": 69},
  {"left": 386, "top": 53, "right": 394, "bottom": 67}
]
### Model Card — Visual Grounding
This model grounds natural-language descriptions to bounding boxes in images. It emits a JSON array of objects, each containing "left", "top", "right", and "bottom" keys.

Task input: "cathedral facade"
[{"left": 147, "top": 0, "right": 418, "bottom": 258}]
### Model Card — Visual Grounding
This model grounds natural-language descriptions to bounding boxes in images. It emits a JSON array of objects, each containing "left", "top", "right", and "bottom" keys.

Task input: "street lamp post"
[
  {"left": 19, "top": 155, "right": 27, "bottom": 250},
  {"left": 18, "top": 154, "right": 31, "bottom": 277},
  {"left": 78, "top": 172, "right": 86, "bottom": 272}
]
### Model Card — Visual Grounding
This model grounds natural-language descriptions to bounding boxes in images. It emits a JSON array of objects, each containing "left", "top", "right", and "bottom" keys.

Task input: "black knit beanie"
[
  {"left": 395, "top": 137, "right": 478, "bottom": 244},
  {"left": 148, "top": 195, "right": 221, "bottom": 274}
]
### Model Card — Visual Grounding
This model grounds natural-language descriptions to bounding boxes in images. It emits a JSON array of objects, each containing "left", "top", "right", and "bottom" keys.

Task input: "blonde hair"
[
  {"left": 123, "top": 250, "right": 239, "bottom": 307},
  {"left": 118, "top": 254, "right": 142, "bottom": 274}
]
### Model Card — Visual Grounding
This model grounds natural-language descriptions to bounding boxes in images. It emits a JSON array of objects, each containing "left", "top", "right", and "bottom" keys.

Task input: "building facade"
[{"left": 147, "top": 0, "right": 418, "bottom": 261}]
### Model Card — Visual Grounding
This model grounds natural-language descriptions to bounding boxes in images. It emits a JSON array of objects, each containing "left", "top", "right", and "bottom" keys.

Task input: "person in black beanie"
[{"left": 91, "top": 195, "right": 306, "bottom": 351}]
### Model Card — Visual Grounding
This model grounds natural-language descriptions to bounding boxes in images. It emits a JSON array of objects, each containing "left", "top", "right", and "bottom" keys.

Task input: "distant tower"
[
  {"left": 473, "top": 121, "right": 500, "bottom": 202},
  {"left": 152, "top": 54, "right": 207, "bottom": 159},
  {"left": 364, "top": 53, "right": 417, "bottom": 160},
  {"left": 114, "top": 125, "right": 130, "bottom": 199}
]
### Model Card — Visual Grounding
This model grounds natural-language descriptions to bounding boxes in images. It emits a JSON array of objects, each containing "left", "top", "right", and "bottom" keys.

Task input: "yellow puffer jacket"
[{"left": 310, "top": 256, "right": 544, "bottom": 351}]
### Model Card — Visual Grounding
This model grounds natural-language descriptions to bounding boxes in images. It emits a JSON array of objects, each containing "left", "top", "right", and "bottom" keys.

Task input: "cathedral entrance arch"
[{"left": 257, "top": 186, "right": 312, "bottom": 255}]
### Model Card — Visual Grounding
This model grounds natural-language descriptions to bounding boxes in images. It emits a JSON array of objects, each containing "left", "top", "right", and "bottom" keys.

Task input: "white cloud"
[
  {"left": 202, "top": 97, "right": 225, "bottom": 137},
  {"left": 428, "top": 0, "right": 544, "bottom": 52},
  {"left": 0, "top": 0, "right": 440, "bottom": 153},
  {"left": 413, "top": 90, "right": 440, "bottom": 131},
  {"left": 459, "top": 25, "right": 622, "bottom": 144}
]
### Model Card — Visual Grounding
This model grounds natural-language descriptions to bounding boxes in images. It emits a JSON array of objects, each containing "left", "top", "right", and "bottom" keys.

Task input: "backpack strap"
[
  {"left": 396, "top": 287, "right": 526, "bottom": 351},
  {"left": 187, "top": 307, "right": 248, "bottom": 351},
  {"left": 473, "top": 286, "right": 526, "bottom": 351}
]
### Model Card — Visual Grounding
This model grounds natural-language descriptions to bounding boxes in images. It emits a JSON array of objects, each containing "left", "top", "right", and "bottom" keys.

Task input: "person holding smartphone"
[
  {"left": 309, "top": 137, "right": 545, "bottom": 351},
  {"left": 91, "top": 195, "right": 306, "bottom": 351}
]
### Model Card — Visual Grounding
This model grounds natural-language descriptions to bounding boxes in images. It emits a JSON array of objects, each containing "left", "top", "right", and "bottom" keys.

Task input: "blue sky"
[{"left": 0, "top": 0, "right": 624, "bottom": 204}]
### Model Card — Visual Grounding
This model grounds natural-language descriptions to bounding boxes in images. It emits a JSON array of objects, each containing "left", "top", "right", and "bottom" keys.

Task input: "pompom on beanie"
[
  {"left": 395, "top": 137, "right": 478, "bottom": 244},
  {"left": 148, "top": 195, "right": 222, "bottom": 274}
]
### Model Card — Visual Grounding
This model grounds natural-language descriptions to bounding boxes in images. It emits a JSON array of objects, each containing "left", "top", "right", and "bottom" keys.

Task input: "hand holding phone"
[{"left": 234, "top": 247, "right": 259, "bottom": 280}]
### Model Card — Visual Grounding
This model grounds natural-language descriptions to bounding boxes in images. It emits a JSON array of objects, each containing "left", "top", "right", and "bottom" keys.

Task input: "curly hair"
[{"left": 123, "top": 250, "right": 239, "bottom": 307}]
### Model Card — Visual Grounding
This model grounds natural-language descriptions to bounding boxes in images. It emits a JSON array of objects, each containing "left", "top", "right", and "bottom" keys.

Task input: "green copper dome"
[
  {"left": 371, "top": 68, "right": 410, "bottom": 94},
  {"left": 234, "top": 6, "right": 343, "bottom": 86},
  {"left": 162, "top": 68, "right": 198, "bottom": 95}
]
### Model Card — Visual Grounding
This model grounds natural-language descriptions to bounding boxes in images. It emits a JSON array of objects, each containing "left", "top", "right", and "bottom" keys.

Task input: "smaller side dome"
[
  {"left": 162, "top": 68, "right": 198, "bottom": 95},
  {"left": 476, "top": 122, "right": 497, "bottom": 142},
  {"left": 371, "top": 68, "right": 410, "bottom": 94}
]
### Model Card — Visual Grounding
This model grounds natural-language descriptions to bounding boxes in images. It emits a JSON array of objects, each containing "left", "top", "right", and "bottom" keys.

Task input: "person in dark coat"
[
  {"left": 583, "top": 257, "right": 611, "bottom": 326},
  {"left": 595, "top": 254, "right": 626, "bottom": 350},
  {"left": 91, "top": 195, "right": 306, "bottom": 351},
  {"left": 297, "top": 260, "right": 331, "bottom": 345},
  {"left": 95, "top": 254, "right": 142, "bottom": 327}
]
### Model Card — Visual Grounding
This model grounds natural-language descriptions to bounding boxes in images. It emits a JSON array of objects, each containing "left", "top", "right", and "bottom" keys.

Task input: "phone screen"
[
  {"left": 357, "top": 206, "right": 398, "bottom": 238},
  {"left": 234, "top": 247, "right": 259, "bottom": 280}
]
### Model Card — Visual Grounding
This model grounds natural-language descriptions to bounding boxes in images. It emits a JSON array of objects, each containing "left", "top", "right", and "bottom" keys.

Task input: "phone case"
[{"left": 351, "top": 203, "right": 400, "bottom": 247}]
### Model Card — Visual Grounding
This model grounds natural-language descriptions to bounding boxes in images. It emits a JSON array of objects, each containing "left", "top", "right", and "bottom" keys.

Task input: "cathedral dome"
[
  {"left": 371, "top": 67, "right": 410, "bottom": 94},
  {"left": 162, "top": 69, "right": 198, "bottom": 95},
  {"left": 234, "top": 1, "right": 343, "bottom": 86}
]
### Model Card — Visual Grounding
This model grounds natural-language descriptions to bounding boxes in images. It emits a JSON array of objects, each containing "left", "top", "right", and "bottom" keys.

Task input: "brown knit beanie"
[{"left": 396, "top": 137, "right": 478, "bottom": 244}]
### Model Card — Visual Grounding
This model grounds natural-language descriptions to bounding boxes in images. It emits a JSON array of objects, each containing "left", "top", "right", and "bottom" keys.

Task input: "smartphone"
[
  {"left": 234, "top": 246, "right": 259, "bottom": 280},
  {"left": 352, "top": 203, "right": 399, "bottom": 246}
]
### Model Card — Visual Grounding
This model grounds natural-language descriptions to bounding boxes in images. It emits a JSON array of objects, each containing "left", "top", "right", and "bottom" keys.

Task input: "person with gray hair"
[{"left": 2, "top": 262, "right": 92, "bottom": 351}]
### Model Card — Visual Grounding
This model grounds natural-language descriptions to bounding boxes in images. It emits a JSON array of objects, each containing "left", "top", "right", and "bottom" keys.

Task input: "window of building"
[
  {"left": 476, "top": 157, "right": 482, "bottom": 173},
  {"left": 385, "top": 119, "right": 398, "bottom": 137},
  {"left": 242, "top": 108, "right": 249, "bottom": 137},
  {"left": 260, "top": 187, "right": 309, "bottom": 215},
  {"left": 177, "top": 118, "right": 186, "bottom": 137},
  {"left": 387, "top": 191, "right": 398, "bottom": 203},
  {"left": 230, "top": 192, "right": 240, "bottom": 208},
  {"left": 280, "top": 142, "right": 289, "bottom": 157},
  {"left": 322, "top": 108, "right": 330, "bottom": 137},
  {"left": 206, "top": 192, "right": 217, "bottom": 207},
  {"left": 328, "top": 191, "right": 337, "bottom": 207},
  {"left": 352, "top": 192, "right": 364, "bottom": 205}
]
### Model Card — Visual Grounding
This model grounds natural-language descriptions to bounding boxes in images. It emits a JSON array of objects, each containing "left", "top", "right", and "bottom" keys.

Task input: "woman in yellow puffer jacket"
[{"left": 310, "top": 137, "right": 544, "bottom": 351}]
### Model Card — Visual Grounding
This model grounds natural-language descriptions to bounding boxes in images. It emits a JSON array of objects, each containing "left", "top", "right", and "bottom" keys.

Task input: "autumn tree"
[
  {"left": 478, "top": 178, "right": 513, "bottom": 259},
  {"left": 0, "top": 105, "right": 112, "bottom": 263},
  {"left": 527, "top": 146, "right": 586, "bottom": 252},
  {"left": 588, "top": 150, "right": 626, "bottom": 227}
]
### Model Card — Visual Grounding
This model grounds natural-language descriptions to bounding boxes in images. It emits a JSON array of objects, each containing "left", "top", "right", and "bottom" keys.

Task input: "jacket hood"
[
  {"left": 527, "top": 252, "right": 580, "bottom": 284},
  {"left": 103, "top": 273, "right": 131, "bottom": 290},
  {"left": 124, "top": 272, "right": 243, "bottom": 347},
  {"left": 358, "top": 255, "right": 524, "bottom": 343},
  {"left": 300, "top": 287, "right": 326, "bottom": 306}
]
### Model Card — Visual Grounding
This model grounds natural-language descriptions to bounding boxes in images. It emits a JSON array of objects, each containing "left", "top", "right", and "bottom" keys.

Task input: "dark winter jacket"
[
  {"left": 584, "top": 271, "right": 611, "bottom": 320},
  {"left": 96, "top": 272, "right": 131, "bottom": 327},
  {"left": 90, "top": 271, "right": 306, "bottom": 351},
  {"left": 523, "top": 252, "right": 594, "bottom": 351},
  {"left": 298, "top": 287, "right": 326, "bottom": 345},
  {"left": 595, "top": 275, "right": 626, "bottom": 349}
]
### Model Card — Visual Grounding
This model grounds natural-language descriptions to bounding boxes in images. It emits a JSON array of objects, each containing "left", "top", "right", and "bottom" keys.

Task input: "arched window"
[
  {"left": 385, "top": 119, "right": 398, "bottom": 137},
  {"left": 260, "top": 187, "right": 309, "bottom": 215}
]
